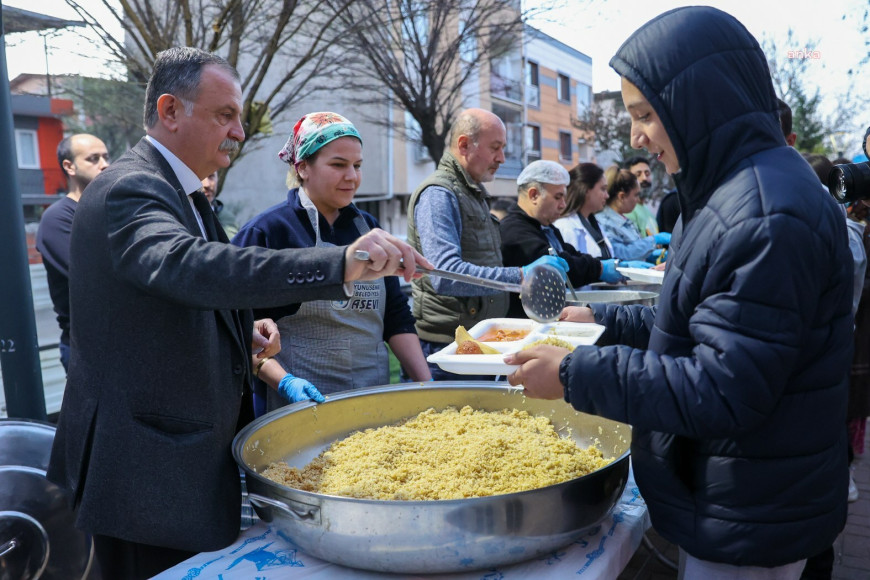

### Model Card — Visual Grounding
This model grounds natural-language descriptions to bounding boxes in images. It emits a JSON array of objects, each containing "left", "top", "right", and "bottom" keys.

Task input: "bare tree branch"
[
  {"left": 572, "top": 92, "right": 632, "bottom": 161},
  {"left": 334, "top": 0, "right": 548, "bottom": 162},
  {"left": 63, "top": 0, "right": 361, "bottom": 183}
]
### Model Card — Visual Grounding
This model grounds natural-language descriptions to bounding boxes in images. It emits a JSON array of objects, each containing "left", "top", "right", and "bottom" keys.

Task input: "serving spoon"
[{"left": 353, "top": 250, "right": 565, "bottom": 322}]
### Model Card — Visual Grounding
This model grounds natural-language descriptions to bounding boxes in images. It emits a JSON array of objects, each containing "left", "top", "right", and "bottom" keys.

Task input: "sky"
[
  {"left": 527, "top": 0, "right": 866, "bottom": 93},
  {"left": 5, "top": 0, "right": 869, "bottom": 153},
  {"left": 3, "top": 0, "right": 123, "bottom": 80},
  {"left": 526, "top": 0, "right": 869, "bottom": 154}
]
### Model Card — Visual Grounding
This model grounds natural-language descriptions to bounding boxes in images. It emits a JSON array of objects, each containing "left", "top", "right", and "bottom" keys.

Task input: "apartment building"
[
  {"left": 8, "top": 83, "right": 72, "bottom": 219},
  {"left": 354, "top": 25, "right": 595, "bottom": 222},
  {"left": 522, "top": 29, "right": 594, "bottom": 175}
]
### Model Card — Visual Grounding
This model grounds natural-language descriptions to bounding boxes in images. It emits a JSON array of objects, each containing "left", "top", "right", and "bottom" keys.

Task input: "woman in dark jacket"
[{"left": 505, "top": 6, "right": 853, "bottom": 577}]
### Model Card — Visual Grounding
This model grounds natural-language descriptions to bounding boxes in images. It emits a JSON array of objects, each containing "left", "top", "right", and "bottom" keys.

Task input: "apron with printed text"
[{"left": 268, "top": 190, "right": 388, "bottom": 410}]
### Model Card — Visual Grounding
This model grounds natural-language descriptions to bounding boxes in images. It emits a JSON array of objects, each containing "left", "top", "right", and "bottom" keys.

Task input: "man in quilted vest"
[{"left": 407, "top": 108, "right": 563, "bottom": 379}]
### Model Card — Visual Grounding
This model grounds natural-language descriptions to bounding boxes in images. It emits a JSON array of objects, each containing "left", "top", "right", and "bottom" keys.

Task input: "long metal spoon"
[
  {"left": 353, "top": 250, "right": 565, "bottom": 322},
  {"left": 548, "top": 247, "right": 579, "bottom": 301}
]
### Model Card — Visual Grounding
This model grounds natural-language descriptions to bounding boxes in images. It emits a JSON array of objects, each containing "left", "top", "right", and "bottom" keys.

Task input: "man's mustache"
[{"left": 219, "top": 139, "right": 240, "bottom": 154}]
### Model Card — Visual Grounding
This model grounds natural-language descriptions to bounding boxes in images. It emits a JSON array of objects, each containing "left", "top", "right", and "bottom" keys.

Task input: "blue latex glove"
[
  {"left": 653, "top": 232, "right": 671, "bottom": 246},
  {"left": 522, "top": 255, "right": 569, "bottom": 280},
  {"left": 599, "top": 259, "right": 624, "bottom": 283},
  {"left": 620, "top": 260, "right": 654, "bottom": 269},
  {"left": 277, "top": 373, "right": 326, "bottom": 404}
]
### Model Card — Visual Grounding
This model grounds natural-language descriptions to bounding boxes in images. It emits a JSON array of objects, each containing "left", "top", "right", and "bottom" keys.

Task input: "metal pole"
[
  {"left": 0, "top": 3, "right": 48, "bottom": 420},
  {"left": 42, "top": 33, "right": 52, "bottom": 98}
]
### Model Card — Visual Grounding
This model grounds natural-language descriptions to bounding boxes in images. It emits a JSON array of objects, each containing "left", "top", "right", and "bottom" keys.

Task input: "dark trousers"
[
  {"left": 800, "top": 546, "right": 834, "bottom": 579},
  {"left": 93, "top": 535, "right": 197, "bottom": 579},
  {"left": 801, "top": 428, "right": 851, "bottom": 580}
]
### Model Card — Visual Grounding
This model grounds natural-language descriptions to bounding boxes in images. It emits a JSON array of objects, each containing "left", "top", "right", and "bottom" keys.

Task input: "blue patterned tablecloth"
[{"left": 155, "top": 469, "right": 649, "bottom": 580}]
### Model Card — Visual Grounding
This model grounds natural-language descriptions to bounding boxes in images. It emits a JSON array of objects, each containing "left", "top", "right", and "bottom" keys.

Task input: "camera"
[
  {"left": 828, "top": 161, "right": 870, "bottom": 204},
  {"left": 827, "top": 125, "right": 870, "bottom": 204}
]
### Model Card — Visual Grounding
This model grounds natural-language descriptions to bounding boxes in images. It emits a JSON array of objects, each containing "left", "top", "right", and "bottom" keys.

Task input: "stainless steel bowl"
[
  {"left": 568, "top": 289, "right": 659, "bottom": 306},
  {"left": 590, "top": 281, "right": 662, "bottom": 294},
  {"left": 233, "top": 382, "right": 631, "bottom": 574}
]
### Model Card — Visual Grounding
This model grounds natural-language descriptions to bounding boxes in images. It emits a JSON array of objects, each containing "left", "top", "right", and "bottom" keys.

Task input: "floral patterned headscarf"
[{"left": 277, "top": 111, "right": 362, "bottom": 167}]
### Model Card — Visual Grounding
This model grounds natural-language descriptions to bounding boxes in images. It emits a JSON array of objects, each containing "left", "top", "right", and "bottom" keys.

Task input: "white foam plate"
[
  {"left": 427, "top": 318, "right": 605, "bottom": 375},
  {"left": 616, "top": 267, "right": 665, "bottom": 284}
]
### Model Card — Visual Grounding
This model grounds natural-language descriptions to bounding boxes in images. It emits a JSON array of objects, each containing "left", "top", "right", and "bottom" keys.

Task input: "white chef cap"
[{"left": 516, "top": 160, "right": 570, "bottom": 186}]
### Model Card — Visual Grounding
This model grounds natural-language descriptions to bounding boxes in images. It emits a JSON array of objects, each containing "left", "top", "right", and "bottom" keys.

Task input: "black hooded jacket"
[{"left": 559, "top": 7, "right": 853, "bottom": 566}]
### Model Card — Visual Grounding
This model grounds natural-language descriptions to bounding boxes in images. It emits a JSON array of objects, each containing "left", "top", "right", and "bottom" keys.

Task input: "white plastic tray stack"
[
  {"left": 427, "top": 318, "right": 605, "bottom": 375},
  {"left": 615, "top": 267, "right": 664, "bottom": 284}
]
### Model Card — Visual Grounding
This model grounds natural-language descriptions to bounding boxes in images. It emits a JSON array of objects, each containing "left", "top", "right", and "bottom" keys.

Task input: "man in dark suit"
[{"left": 47, "top": 46, "right": 428, "bottom": 579}]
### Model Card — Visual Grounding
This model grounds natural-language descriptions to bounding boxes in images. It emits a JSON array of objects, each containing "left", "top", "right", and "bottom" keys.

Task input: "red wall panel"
[{"left": 38, "top": 117, "right": 66, "bottom": 195}]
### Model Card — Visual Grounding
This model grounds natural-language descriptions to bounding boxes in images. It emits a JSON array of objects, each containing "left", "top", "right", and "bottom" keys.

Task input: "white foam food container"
[
  {"left": 616, "top": 267, "right": 665, "bottom": 284},
  {"left": 427, "top": 318, "right": 605, "bottom": 376}
]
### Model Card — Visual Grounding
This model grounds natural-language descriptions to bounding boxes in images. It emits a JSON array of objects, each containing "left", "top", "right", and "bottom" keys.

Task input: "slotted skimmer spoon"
[{"left": 353, "top": 250, "right": 565, "bottom": 322}]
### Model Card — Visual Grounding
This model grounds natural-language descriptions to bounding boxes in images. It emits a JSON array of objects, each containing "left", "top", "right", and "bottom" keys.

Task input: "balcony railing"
[{"left": 490, "top": 73, "right": 522, "bottom": 102}]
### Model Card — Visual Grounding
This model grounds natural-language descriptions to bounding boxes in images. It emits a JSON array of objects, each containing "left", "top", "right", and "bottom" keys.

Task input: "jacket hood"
[{"left": 609, "top": 6, "right": 784, "bottom": 223}]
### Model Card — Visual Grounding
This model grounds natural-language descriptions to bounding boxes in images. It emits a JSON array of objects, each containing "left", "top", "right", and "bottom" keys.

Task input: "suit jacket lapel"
[
  {"left": 132, "top": 138, "right": 204, "bottom": 237},
  {"left": 132, "top": 138, "right": 249, "bottom": 363}
]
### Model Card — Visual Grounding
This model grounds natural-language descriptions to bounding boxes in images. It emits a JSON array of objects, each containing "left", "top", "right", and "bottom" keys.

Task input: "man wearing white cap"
[{"left": 500, "top": 160, "right": 649, "bottom": 317}]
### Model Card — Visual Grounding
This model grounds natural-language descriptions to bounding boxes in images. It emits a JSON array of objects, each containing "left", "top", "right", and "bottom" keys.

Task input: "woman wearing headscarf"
[
  {"left": 234, "top": 112, "right": 430, "bottom": 414},
  {"left": 505, "top": 7, "right": 853, "bottom": 578}
]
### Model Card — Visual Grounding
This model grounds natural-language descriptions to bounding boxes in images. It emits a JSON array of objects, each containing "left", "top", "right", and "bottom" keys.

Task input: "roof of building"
[
  {"left": 2, "top": 5, "right": 85, "bottom": 34},
  {"left": 525, "top": 25, "right": 592, "bottom": 65}
]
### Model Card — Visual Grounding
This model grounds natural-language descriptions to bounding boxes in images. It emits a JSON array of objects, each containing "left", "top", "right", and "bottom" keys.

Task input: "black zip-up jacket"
[
  {"left": 560, "top": 6, "right": 853, "bottom": 566},
  {"left": 499, "top": 205, "right": 601, "bottom": 317}
]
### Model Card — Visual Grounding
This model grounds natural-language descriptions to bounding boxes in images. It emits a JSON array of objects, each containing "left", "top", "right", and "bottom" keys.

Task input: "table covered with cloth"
[{"left": 154, "top": 468, "right": 650, "bottom": 580}]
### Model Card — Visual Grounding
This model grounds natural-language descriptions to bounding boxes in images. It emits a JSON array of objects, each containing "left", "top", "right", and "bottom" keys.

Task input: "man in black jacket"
[{"left": 499, "top": 160, "right": 636, "bottom": 317}]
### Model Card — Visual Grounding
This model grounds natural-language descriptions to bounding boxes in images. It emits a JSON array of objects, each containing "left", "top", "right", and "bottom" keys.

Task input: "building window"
[
  {"left": 401, "top": 1, "right": 428, "bottom": 46},
  {"left": 525, "top": 125, "right": 541, "bottom": 163},
  {"left": 526, "top": 61, "right": 539, "bottom": 87},
  {"left": 525, "top": 61, "right": 540, "bottom": 108},
  {"left": 458, "top": 15, "right": 477, "bottom": 62},
  {"left": 559, "top": 131, "right": 573, "bottom": 161},
  {"left": 557, "top": 73, "right": 571, "bottom": 103},
  {"left": 490, "top": 50, "right": 522, "bottom": 102},
  {"left": 576, "top": 82, "right": 592, "bottom": 116},
  {"left": 15, "top": 129, "right": 40, "bottom": 169},
  {"left": 491, "top": 102, "right": 523, "bottom": 172}
]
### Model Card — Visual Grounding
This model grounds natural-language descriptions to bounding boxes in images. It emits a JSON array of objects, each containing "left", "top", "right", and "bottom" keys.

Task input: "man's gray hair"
[
  {"left": 449, "top": 110, "right": 483, "bottom": 146},
  {"left": 143, "top": 47, "right": 239, "bottom": 129}
]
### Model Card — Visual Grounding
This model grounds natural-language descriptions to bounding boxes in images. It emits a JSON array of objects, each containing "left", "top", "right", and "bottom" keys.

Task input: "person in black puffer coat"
[{"left": 505, "top": 6, "right": 853, "bottom": 577}]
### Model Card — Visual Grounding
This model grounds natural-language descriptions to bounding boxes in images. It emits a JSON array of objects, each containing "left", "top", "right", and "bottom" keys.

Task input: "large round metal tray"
[
  {"left": 568, "top": 289, "right": 658, "bottom": 306},
  {"left": 233, "top": 382, "right": 631, "bottom": 574}
]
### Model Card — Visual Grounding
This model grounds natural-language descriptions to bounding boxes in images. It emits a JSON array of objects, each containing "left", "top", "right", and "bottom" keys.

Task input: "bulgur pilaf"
[{"left": 261, "top": 406, "right": 612, "bottom": 500}]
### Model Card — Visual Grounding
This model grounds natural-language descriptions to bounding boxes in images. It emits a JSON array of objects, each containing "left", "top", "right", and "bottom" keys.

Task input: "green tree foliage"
[
  {"left": 572, "top": 91, "right": 633, "bottom": 162},
  {"left": 789, "top": 84, "right": 827, "bottom": 153},
  {"left": 762, "top": 30, "right": 830, "bottom": 153}
]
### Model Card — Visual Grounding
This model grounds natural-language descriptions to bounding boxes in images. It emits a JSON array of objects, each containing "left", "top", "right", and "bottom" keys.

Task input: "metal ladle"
[{"left": 353, "top": 250, "right": 566, "bottom": 322}]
